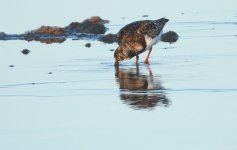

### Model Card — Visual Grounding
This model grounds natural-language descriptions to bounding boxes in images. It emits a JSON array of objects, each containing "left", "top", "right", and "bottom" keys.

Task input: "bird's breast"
[{"left": 144, "top": 30, "right": 163, "bottom": 50}]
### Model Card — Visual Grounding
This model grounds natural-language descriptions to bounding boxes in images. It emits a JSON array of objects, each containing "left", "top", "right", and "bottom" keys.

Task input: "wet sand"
[{"left": 1, "top": 15, "right": 237, "bottom": 150}]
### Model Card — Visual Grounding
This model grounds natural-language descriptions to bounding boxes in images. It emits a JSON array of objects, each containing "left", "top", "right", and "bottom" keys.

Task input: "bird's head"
[{"left": 114, "top": 46, "right": 124, "bottom": 61}]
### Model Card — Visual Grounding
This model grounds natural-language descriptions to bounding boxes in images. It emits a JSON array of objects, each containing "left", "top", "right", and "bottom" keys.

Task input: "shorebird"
[{"left": 114, "top": 17, "right": 169, "bottom": 65}]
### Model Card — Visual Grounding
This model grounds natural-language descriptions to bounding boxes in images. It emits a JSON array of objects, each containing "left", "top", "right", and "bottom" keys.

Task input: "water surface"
[{"left": 1, "top": 0, "right": 237, "bottom": 150}]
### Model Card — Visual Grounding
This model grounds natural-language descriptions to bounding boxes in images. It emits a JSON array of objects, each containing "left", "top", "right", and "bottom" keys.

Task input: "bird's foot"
[{"left": 144, "top": 59, "right": 149, "bottom": 64}]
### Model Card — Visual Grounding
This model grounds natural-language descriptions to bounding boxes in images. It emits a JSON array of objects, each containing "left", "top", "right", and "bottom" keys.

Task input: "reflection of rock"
[
  {"left": 37, "top": 38, "right": 66, "bottom": 44},
  {"left": 161, "top": 31, "right": 179, "bottom": 43},
  {"left": 115, "top": 65, "right": 170, "bottom": 110}
]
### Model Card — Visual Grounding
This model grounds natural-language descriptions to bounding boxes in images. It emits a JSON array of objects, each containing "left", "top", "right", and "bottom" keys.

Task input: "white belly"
[{"left": 144, "top": 30, "right": 163, "bottom": 50}]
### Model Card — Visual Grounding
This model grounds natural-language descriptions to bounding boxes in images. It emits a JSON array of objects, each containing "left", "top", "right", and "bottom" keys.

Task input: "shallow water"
[{"left": 1, "top": 0, "right": 237, "bottom": 150}]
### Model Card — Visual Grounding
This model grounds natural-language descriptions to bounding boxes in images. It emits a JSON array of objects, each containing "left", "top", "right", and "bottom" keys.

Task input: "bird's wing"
[
  {"left": 114, "top": 40, "right": 146, "bottom": 62},
  {"left": 145, "top": 28, "right": 163, "bottom": 38},
  {"left": 117, "top": 20, "right": 148, "bottom": 45},
  {"left": 118, "top": 25, "right": 146, "bottom": 55},
  {"left": 138, "top": 22, "right": 163, "bottom": 38},
  {"left": 119, "top": 42, "right": 145, "bottom": 58}
]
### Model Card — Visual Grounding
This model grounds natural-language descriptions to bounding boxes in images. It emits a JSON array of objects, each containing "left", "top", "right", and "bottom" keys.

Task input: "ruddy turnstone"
[{"left": 114, "top": 17, "right": 169, "bottom": 65}]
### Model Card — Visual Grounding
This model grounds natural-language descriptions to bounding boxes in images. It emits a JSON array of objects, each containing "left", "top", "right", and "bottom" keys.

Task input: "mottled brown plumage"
[{"left": 114, "top": 17, "right": 169, "bottom": 65}]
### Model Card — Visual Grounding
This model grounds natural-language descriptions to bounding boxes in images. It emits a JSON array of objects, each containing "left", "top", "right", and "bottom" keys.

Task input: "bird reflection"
[{"left": 115, "top": 65, "right": 170, "bottom": 110}]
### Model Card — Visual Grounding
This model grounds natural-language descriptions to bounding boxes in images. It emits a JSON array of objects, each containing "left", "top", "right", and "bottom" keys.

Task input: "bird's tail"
[{"left": 153, "top": 17, "right": 169, "bottom": 26}]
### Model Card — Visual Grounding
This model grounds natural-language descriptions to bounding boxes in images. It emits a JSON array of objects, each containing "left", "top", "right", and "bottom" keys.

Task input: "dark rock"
[
  {"left": 85, "top": 43, "right": 91, "bottom": 47},
  {"left": 161, "top": 31, "right": 179, "bottom": 43},
  {"left": 0, "top": 32, "right": 6, "bottom": 36},
  {"left": 9, "top": 65, "right": 14, "bottom": 67},
  {"left": 48, "top": 72, "right": 53, "bottom": 74},
  {"left": 0, "top": 32, "right": 6, "bottom": 39},
  {"left": 26, "top": 26, "right": 65, "bottom": 36},
  {"left": 65, "top": 16, "right": 109, "bottom": 34},
  {"left": 82, "top": 16, "right": 109, "bottom": 24},
  {"left": 99, "top": 33, "right": 118, "bottom": 43},
  {"left": 65, "top": 22, "right": 107, "bottom": 34},
  {"left": 1, "top": 16, "right": 110, "bottom": 43},
  {"left": 21, "top": 49, "right": 30, "bottom": 55},
  {"left": 142, "top": 15, "right": 149, "bottom": 17},
  {"left": 162, "top": 47, "right": 175, "bottom": 50}
]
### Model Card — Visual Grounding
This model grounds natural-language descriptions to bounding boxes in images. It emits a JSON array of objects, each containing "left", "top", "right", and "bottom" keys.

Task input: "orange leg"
[
  {"left": 136, "top": 55, "right": 139, "bottom": 64},
  {"left": 144, "top": 47, "right": 152, "bottom": 64}
]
